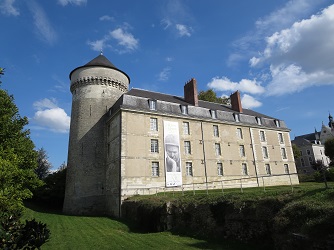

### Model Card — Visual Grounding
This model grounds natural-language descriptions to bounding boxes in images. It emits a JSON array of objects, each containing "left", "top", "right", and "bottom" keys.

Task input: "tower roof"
[
  {"left": 69, "top": 54, "right": 130, "bottom": 82},
  {"left": 84, "top": 54, "right": 117, "bottom": 68}
]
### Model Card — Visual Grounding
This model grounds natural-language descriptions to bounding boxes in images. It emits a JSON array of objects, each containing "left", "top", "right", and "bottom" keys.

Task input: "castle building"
[
  {"left": 63, "top": 54, "right": 299, "bottom": 217},
  {"left": 292, "top": 115, "right": 333, "bottom": 173}
]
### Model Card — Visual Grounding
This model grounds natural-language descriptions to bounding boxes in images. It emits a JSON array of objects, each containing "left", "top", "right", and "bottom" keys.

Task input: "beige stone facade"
[{"left": 64, "top": 54, "right": 299, "bottom": 218}]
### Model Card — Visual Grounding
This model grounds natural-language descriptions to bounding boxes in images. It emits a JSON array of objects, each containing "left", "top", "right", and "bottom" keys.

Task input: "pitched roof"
[
  {"left": 126, "top": 88, "right": 276, "bottom": 119},
  {"left": 108, "top": 88, "right": 288, "bottom": 130}
]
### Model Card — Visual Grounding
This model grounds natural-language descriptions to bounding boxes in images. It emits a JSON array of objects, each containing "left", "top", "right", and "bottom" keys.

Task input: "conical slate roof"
[
  {"left": 84, "top": 54, "right": 117, "bottom": 69},
  {"left": 69, "top": 54, "right": 130, "bottom": 82}
]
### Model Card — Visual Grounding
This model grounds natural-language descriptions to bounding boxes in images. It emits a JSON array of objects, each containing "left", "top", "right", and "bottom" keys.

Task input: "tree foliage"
[
  {"left": 35, "top": 148, "right": 52, "bottom": 180},
  {"left": 198, "top": 89, "right": 230, "bottom": 104},
  {"left": 324, "top": 138, "right": 334, "bottom": 163},
  {"left": 0, "top": 68, "right": 49, "bottom": 248},
  {"left": 292, "top": 144, "right": 301, "bottom": 160},
  {"left": 33, "top": 168, "right": 67, "bottom": 209},
  {"left": 0, "top": 70, "right": 42, "bottom": 215}
]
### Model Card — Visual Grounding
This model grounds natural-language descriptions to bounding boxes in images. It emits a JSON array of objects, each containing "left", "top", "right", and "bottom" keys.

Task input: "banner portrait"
[{"left": 163, "top": 120, "right": 182, "bottom": 187}]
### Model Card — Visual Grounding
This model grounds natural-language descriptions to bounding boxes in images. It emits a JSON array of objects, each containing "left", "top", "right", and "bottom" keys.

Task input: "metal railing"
[{"left": 122, "top": 172, "right": 299, "bottom": 197}]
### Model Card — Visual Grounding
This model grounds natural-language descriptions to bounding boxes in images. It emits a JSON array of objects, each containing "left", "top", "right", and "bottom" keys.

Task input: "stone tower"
[{"left": 63, "top": 53, "right": 130, "bottom": 215}]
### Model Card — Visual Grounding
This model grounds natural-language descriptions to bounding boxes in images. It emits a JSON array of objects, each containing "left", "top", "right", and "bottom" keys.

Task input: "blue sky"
[{"left": 1, "top": 0, "right": 333, "bottom": 170}]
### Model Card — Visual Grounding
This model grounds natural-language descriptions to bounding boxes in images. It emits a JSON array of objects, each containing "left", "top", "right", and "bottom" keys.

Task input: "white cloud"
[
  {"left": 88, "top": 26, "right": 139, "bottom": 53},
  {"left": 32, "top": 98, "right": 70, "bottom": 133},
  {"left": 58, "top": 0, "right": 87, "bottom": 6},
  {"left": 241, "top": 94, "right": 262, "bottom": 109},
  {"left": 87, "top": 39, "right": 107, "bottom": 52},
  {"left": 0, "top": 0, "right": 19, "bottom": 16},
  {"left": 255, "top": 0, "right": 318, "bottom": 34},
  {"left": 176, "top": 24, "right": 192, "bottom": 37},
  {"left": 229, "top": 0, "right": 324, "bottom": 66},
  {"left": 251, "top": 4, "right": 334, "bottom": 95},
  {"left": 158, "top": 67, "right": 171, "bottom": 81},
  {"left": 161, "top": 18, "right": 172, "bottom": 30},
  {"left": 109, "top": 28, "right": 139, "bottom": 52},
  {"left": 208, "top": 77, "right": 265, "bottom": 95},
  {"left": 28, "top": 0, "right": 57, "bottom": 45},
  {"left": 99, "top": 15, "right": 114, "bottom": 21}
]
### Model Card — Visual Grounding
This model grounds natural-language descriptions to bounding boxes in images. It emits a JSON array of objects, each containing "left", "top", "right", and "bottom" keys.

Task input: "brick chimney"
[
  {"left": 230, "top": 90, "right": 242, "bottom": 113},
  {"left": 184, "top": 78, "right": 199, "bottom": 106}
]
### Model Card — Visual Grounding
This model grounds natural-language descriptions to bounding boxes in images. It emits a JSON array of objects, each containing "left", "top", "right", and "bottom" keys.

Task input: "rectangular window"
[
  {"left": 184, "top": 141, "right": 191, "bottom": 154},
  {"left": 265, "top": 164, "right": 271, "bottom": 175},
  {"left": 217, "top": 163, "right": 223, "bottom": 176},
  {"left": 281, "top": 147, "right": 287, "bottom": 159},
  {"left": 284, "top": 164, "right": 289, "bottom": 174},
  {"left": 152, "top": 162, "right": 159, "bottom": 177},
  {"left": 242, "top": 163, "right": 248, "bottom": 175},
  {"left": 215, "top": 143, "right": 221, "bottom": 156},
  {"left": 151, "top": 139, "right": 159, "bottom": 153},
  {"left": 262, "top": 146, "right": 268, "bottom": 159},
  {"left": 181, "top": 105, "right": 188, "bottom": 115},
  {"left": 211, "top": 110, "right": 217, "bottom": 119},
  {"left": 234, "top": 113, "right": 240, "bottom": 122},
  {"left": 307, "top": 149, "right": 311, "bottom": 155},
  {"left": 107, "top": 124, "right": 110, "bottom": 137},
  {"left": 275, "top": 120, "right": 280, "bottom": 127},
  {"left": 309, "top": 157, "right": 313, "bottom": 165},
  {"left": 237, "top": 128, "right": 243, "bottom": 139},
  {"left": 260, "top": 130, "right": 266, "bottom": 142},
  {"left": 239, "top": 145, "right": 245, "bottom": 157},
  {"left": 150, "top": 118, "right": 158, "bottom": 131},
  {"left": 183, "top": 122, "right": 190, "bottom": 135},
  {"left": 213, "top": 125, "right": 219, "bottom": 137},
  {"left": 149, "top": 99, "right": 157, "bottom": 110},
  {"left": 186, "top": 162, "right": 193, "bottom": 176},
  {"left": 278, "top": 133, "right": 284, "bottom": 144},
  {"left": 256, "top": 117, "right": 262, "bottom": 125},
  {"left": 301, "top": 158, "right": 305, "bottom": 167}
]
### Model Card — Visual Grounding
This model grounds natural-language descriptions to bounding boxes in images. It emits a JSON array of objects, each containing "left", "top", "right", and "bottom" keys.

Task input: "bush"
[
  {"left": 298, "top": 174, "right": 315, "bottom": 182},
  {"left": 0, "top": 213, "right": 50, "bottom": 249},
  {"left": 32, "top": 168, "right": 67, "bottom": 209}
]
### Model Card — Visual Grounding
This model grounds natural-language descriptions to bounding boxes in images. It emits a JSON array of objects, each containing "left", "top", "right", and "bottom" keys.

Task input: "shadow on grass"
[{"left": 24, "top": 200, "right": 64, "bottom": 215}]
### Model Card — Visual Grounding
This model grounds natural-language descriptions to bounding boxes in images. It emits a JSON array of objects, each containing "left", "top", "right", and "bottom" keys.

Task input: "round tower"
[{"left": 63, "top": 53, "right": 130, "bottom": 215}]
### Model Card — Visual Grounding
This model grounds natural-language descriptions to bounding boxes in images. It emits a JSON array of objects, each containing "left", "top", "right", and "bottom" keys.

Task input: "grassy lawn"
[
  {"left": 23, "top": 182, "right": 333, "bottom": 249},
  {"left": 23, "top": 205, "right": 251, "bottom": 250}
]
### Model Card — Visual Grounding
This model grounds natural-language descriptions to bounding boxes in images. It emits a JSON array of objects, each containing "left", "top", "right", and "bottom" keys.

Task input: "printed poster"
[{"left": 163, "top": 120, "right": 182, "bottom": 187}]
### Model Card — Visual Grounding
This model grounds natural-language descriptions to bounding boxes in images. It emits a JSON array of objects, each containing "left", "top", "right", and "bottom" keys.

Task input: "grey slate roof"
[
  {"left": 109, "top": 88, "right": 289, "bottom": 130},
  {"left": 69, "top": 54, "right": 130, "bottom": 82}
]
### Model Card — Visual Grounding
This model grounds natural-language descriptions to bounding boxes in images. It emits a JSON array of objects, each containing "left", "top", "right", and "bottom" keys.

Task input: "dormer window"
[
  {"left": 275, "top": 119, "right": 280, "bottom": 127},
  {"left": 256, "top": 117, "right": 262, "bottom": 125},
  {"left": 149, "top": 99, "right": 157, "bottom": 110},
  {"left": 181, "top": 105, "right": 188, "bottom": 115},
  {"left": 211, "top": 110, "right": 217, "bottom": 119},
  {"left": 234, "top": 113, "right": 240, "bottom": 122}
]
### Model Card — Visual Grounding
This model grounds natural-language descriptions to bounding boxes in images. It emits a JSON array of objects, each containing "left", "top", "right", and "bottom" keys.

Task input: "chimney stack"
[
  {"left": 184, "top": 78, "right": 199, "bottom": 106},
  {"left": 230, "top": 90, "right": 242, "bottom": 113}
]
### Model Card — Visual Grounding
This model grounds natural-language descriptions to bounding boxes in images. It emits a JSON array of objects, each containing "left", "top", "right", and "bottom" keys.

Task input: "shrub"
[{"left": 0, "top": 213, "right": 50, "bottom": 249}]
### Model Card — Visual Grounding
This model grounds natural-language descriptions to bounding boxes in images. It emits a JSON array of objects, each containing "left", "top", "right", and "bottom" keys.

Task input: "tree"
[
  {"left": 312, "top": 160, "right": 328, "bottom": 189},
  {"left": 35, "top": 148, "right": 53, "bottom": 179},
  {"left": 292, "top": 144, "right": 301, "bottom": 160},
  {"left": 0, "top": 70, "right": 42, "bottom": 217},
  {"left": 0, "top": 69, "right": 49, "bottom": 248},
  {"left": 324, "top": 138, "right": 334, "bottom": 164},
  {"left": 198, "top": 89, "right": 230, "bottom": 104}
]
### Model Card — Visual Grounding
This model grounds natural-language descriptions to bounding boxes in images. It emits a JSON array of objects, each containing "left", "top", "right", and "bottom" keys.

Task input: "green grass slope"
[{"left": 23, "top": 206, "right": 251, "bottom": 250}]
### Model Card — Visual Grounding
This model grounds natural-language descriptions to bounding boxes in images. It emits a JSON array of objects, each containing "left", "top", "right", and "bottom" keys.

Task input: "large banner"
[{"left": 163, "top": 121, "right": 182, "bottom": 187}]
